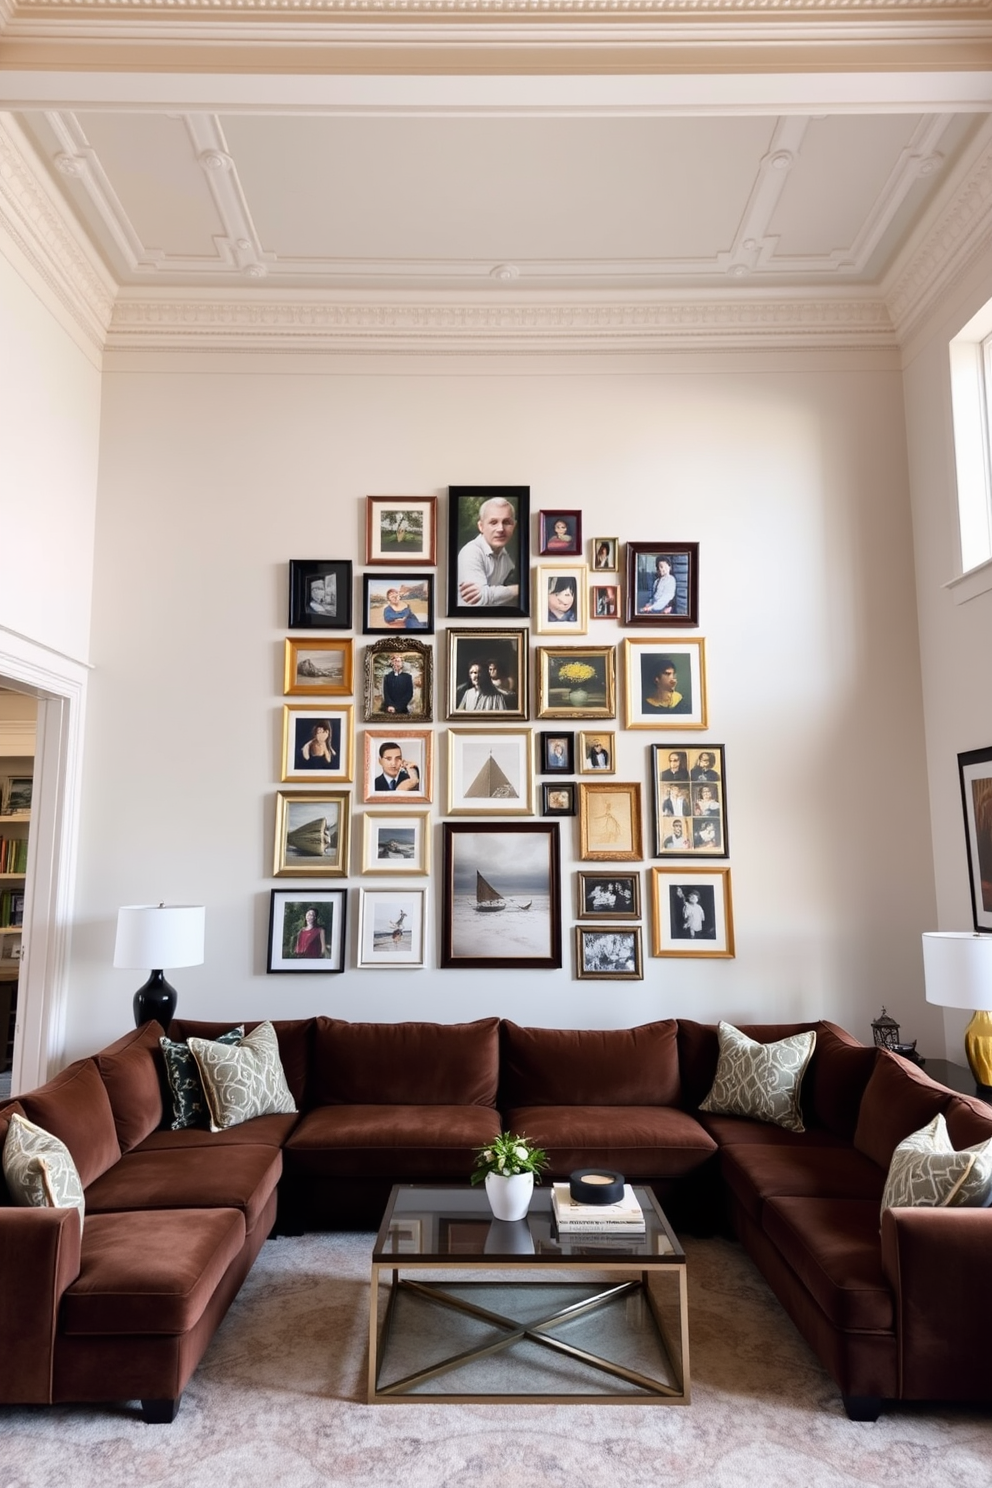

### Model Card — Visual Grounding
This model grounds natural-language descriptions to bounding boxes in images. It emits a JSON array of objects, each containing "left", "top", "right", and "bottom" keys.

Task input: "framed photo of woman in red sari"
[{"left": 266, "top": 889, "right": 347, "bottom": 973}]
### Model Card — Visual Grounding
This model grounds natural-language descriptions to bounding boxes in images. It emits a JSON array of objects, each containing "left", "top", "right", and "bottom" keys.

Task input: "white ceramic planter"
[{"left": 484, "top": 1170, "right": 534, "bottom": 1222}]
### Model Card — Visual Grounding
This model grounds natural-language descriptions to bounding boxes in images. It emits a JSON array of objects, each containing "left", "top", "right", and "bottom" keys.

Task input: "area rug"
[{"left": 1, "top": 1234, "right": 988, "bottom": 1488}]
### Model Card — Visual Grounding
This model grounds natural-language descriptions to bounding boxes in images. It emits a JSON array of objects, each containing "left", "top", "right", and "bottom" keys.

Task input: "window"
[{"left": 949, "top": 299, "right": 992, "bottom": 599}]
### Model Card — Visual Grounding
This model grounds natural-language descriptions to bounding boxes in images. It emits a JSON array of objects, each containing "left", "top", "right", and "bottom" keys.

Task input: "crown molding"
[{"left": 4, "top": 0, "right": 992, "bottom": 18}]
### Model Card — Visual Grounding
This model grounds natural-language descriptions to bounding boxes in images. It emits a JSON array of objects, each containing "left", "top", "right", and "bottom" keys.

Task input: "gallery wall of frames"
[{"left": 269, "top": 487, "right": 733, "bottom": 980}]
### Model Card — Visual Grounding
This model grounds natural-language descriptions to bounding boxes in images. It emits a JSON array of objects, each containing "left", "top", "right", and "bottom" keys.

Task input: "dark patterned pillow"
[{"left": 159, "top": 1026, "right": 244, "bottom": 1130}]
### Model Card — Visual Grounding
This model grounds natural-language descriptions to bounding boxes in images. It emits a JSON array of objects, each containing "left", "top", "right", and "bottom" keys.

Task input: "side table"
[{"left": 924, "top": 1057, "right": 992, "bottom": 1106}]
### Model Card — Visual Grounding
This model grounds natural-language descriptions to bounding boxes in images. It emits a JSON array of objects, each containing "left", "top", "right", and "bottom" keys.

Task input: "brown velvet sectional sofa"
[{"left": 1, "top": 1012, "right": 991, "bottom": 1424}]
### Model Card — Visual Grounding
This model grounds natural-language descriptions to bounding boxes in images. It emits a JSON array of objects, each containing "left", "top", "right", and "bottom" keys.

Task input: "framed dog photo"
[
  {"left": 575, "top": 926, "right": 643, "bottom": 981},
  {"left": 592, "top": 537, "right": 618, "bottom": 573},
  {"left": 362, "top": 574, "right": 433, "bottom": 635},
  {"left": 266, "top": 889, "right": 347, "bottom": 973},
  {"left": 447, "top": 486, "right": 529, "bottom": 619},
  {"left": 539, "top": 510, "right": 582, "bottom": 557},
  {"left": 362, "top": 729, "right": 432, "bottom": 803},
  {"left": 446, "top": 729, "right": 535, "bottom": 816},
  {"left": 535, "top": 564, "right": 589, "bottom": 636},
  {"left": 273, "top": 791, "right": 350, "bottom": 877},
  {"left": 283, "top": 638, "right": 353, "bottom": 697},
  {"left": 366, "top": 496, "right": 437, "bottom": 566},
  {"left": 650, "top": 866, "right": 734, "bottom": 958},
  {"left": 363, "top": 638, "right": 433, "bottom": 724},
  {"left": 576, "top": 871, "right": 641, "bottom": 921},
  {"left": 288, "top": 560, "right": 352, "bottom": 631},
  {"left": 542, "top": 782, "right": 575, "bottom": 817},
  {"left": 578, "top": 781, "right": 643, "bottom": 861},
  {"left": 625, "top": 542, "right": 699, "bottom": 627},
  {"left": 357, "top": 887, "right": 427, "bottom": 969},
  {"left": 447, "top": 629, "right": 527, "bottom": 720},
  {"left": 540, "top": 731, "right": 574, "bottom": 773},
  {"left": 623, "top": 638, "right": 707, "bottom": 729},
  {"left": 652, "top": 744, "right": 728, "bottom": 857},
  {"left": 577, "top": 731, "right": 615, "bottom": 774},
  {"left": 281, "top": 705, "right": 354, "bottom": 784},
  {"left": 441, "top": 822, "right": 562, "bottom": 970},
  {"left": 361, "top": 809, "right": 431, "bottom": 875},
  {"left": 536, "top": 646, "right": 616, "bottom": 720}
]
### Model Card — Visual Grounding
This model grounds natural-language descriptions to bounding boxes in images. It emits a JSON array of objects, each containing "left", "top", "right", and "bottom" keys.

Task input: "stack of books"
[{"left": 550, "top": 1181, "right": 645, "bottom": 1233}]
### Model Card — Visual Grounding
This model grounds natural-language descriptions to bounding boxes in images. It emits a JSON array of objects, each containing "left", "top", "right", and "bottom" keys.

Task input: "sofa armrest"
[
  {"left": 0, "top": 1207, "right": 82, "bottom": 1403},
  {"left": 881, "top": 1205, "right": 992, "bottom": 1403}
]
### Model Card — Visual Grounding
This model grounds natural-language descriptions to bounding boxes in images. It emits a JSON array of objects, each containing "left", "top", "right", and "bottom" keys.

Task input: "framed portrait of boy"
[
  {"left": 446, "top": 729, "right": 534, "bottom": 816},
  {"left": 625, "top": 542, "right": 699, "bottom": 627},
  {"left": 363, "top": 638, "right": 433, "bottom": 724},
  {"left": 446, "top": 629, "right": 527, "bottom": 720},
  {"left": 283, "top": 638, "right": 353, "bottom": 697},
  {"left": 288, "top": 559, "right": 353, "bottom": 630},
  {"left": 539, "top": 509, "right": 582, "bottom": 557},
  {"left": 578, "top": 781, "right": 643, "bottom": 861},
  {"left": 281, "top": 705, "right": 354, "bottom": 784},
  {"left": 651, "top": 743, "right": 728, "bottom": 857},
  {"left": 361, "top": 809, "right": 431, "bottom": 875},
  {"left": 441, "top": 822, "right": 562, "bottom": 969},
  {"left": 534, "top": 563, "right": 589, "bottom": 636},
  {"left": 623, "top": 638, "right": 707, "bottom": 730},
  {"left": 576, "top": 871, "right": 641, "bottom": 921},
  {"left": 447, "top": 485, "right": 529, "bottom": 619},
  {"left": 266, "top": 889, "right": 347, "bottom": 973},
  {"left": 362, "top": 729, "right": 432, "bottom": 803},
  {"left": 357, "top": 888, "right": 427, "bottom": 969},
  {"left": 362, "top": 574, "right": 434, "bottom": 635},
  {"left": 366, "top": 496, "right": 437, "bottom": 566},
  {"left": 273, "top": 791, "right": 350, "bottom": 877},
  {"left": 575, "top": 926, "right": 643, "bottom": 981},
  {"left": 650, "top": 866, "right": 734, "bottom": 958}
]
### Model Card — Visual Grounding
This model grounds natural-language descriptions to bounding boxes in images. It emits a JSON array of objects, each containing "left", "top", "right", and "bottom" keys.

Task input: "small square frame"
[
  {"left": 650, "top": 866, "right": 735, "bottom": 958},
  {"left": 623, "top": 638, "right": 707, "bottom": 729},
  {"left": 362, "top": 574, "right": 434, "bottom": 635},
  {"left": 366, "top": 496, "right": 437, "bottom": 566},
  {"left": 540, "top": 731, "right": 574, "bottom": 773},
  {"left": 288, "top": 560, "right": 353, "bottom": 630},
  {"left": 281, "top": 705, "right": 354, "bottom": 783},
  {"left": 357, "top": 887, "right": 427, "bottom": 969},
  {"left": 539, "top": 510, "right": 583, "bottom": 557},
  {"left": 446, "top": 729, "right": 535, "bottom": 816},
  {"left": 361, "top": 809, "right": 431, "bottom": 875},
  {"left": 266, "top": 889, "right": 347, "bottom": 973},
  {"left": 575, "top": 926, "right": 643, "bottom": 980},
  {"left": 363, "top": 729, "right": 433, "bottom": 803},
  {"left": 283, "top": 638, "right": 353, "bottom": 697},
  {"left": 273, "top": 791, "right": 350, "bottom": 877},
  {"left": 542, "top": 782, "right": 576, "bottom": 817},
  {"left": 576, "top": 871, "right": 641, "bottom": 921},
  {"left": 578, "top": 781, "right": 643, "bottom": 861},
  {"left": 534, "top": 563, "right": 589, "bottom": 635},
  {"left": 577, "top": 731, "right": 616, "bottom": 774}
]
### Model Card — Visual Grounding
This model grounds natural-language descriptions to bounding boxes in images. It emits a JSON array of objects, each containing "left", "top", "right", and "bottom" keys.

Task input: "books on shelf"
[
  {"left": 0, "top": 838, "right": 28, "bottom": 875},
  {"left": 551, "top": 1181, "right": 646, "bottom": 1231},
  {"left": 0, "top": 891, "right": 24, "bottom": 927}
]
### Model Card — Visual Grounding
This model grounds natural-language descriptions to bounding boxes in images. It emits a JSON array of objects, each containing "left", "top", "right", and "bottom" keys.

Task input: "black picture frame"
[
  {"left": 958, "top": 744, "right": 992, "bottom": 932},
  {"left": 651, "top": 744, "right": 728, "bottom": 858},
  {"left": 288, "top": 559, "right": 353, "bottom": 630},
  {"left": 441, "top": 822, "right": 561, "bottom": 969},
  {"left": 542, "top": 782, "right": 575, "bottom": 817},
  {"left": 362, "top": 573, "right": 434, "bottom": 635},
  {"left": 625, "top": 542, "right": 699, "bottom": 627},
  {"left": 540, "top": 731, "right": 574, "bottom": 773},
  {"left": 266, "top": 888, "right": 347, "bottom": 972},
  {"left": 447, "top": 485, "right": 530, "bottom": 619}
]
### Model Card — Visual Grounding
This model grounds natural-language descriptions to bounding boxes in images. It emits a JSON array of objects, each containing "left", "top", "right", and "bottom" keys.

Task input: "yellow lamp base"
[{"left": 963, "top": 1009, "right": 992, "bottom": 1088}]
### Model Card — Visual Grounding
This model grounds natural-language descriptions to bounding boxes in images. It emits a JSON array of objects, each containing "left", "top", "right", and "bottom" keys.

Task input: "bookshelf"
[{"left": 0, "top": 751, "right": 32, "bottom": 1079}]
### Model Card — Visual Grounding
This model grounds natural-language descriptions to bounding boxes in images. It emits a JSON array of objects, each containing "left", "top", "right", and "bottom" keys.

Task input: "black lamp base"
[{"left": 133, "top": 970, "right": 178, "bottom": 1029}]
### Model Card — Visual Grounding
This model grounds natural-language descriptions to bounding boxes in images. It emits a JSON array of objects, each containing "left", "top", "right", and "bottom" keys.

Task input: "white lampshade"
[
  {"left": 114, "top": 904, "right": 205, "bottom": 971},
  {"left": 922, "top": 931, "right": 992, "bottom": 1011}
]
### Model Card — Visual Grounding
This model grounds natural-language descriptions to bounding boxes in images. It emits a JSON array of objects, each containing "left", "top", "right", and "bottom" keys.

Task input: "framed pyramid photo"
[{"left": 445, "top": 729, "right": 535, "bottom": 816}]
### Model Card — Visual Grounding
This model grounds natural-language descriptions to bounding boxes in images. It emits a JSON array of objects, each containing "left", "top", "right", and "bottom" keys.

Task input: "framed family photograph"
[
  {"left": 577, "top": 731, "right": 615, "bottom": 774},
  {"left": 363, "top": 638, "right": 433, "bottom": 723},
  {"left": 625, "top": 542, "right": 699, "bottom": 627},
  {"left": 366, "top": 496, "right": 437, "bottom": 566},
  {"left": 576, "top": 871, "right": 641, "bottom": 920},
  {"left": 446, "top": 729, "right": 535, "bottom": 816},
  {"left": 575, "top": 926, "right": 643, "bottom": 981},
  {"left": 447, "top": 485, "right": 529, "bottom": 619},
  {"left": 362, "top": 574, "right": 433, "bottom": 634},
  {"left": 357, "top": 888, "right": 427, "bottom": 969},
  {"left": 288, "top": 560, "right": 353, "bottom": 631},
  {"left": 539, "top": 510, "right": 582, "bottom": 557},
  {"left": 591, "top": 583, "right": 620, "bottom": 620},
  {"left": 273, "top": 791, "right": 350, "bottom": 877},
  {"left": 361, "top": 809, "right": 431, "bottom": 875},
  {"left": 652, "top": 744, "right": 728, "bottom": 857},
  {"left": 362, "top": 729, "right": 432, "bottom": 803},
  {"left": 446, "top": 629, "right": 527, "bottom": 720},
  {"left": 650, "top": 866, "right": 735, "bottom": 958},
  {"left": 958, "top": 744, "right": 992, "bottom": 931},
  {"left": 536, "top": 646, "right": 616, "bottom": 720},
  {"left": 535, "top": 564, "right": 589, "bottom": 636},
  {"left": 266, "top": 889, "right": 347, "bottom": 973},
  {"left": 578, "top": 781, "right": 643, "bottom": 861},
  {"left": 441, "top": 822, "right": 562, "bottom": 969},
  {"left": 540, "top": 731, "right": 574, "bottom": 773},
  {"left": 623, "top": 638, "right": 707, "bottom": 729},
  {"left": 542, "top": 782, "right": 575, "bottom": 817},
  {"left": 281, "top": 705, "right": 354, "bottom": 784},
  {"left": 283, "top": 638, "right": 353, "bottom": 697}
]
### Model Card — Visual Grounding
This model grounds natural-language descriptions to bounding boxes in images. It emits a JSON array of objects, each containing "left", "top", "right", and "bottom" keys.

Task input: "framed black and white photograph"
[
  {"left": 650, "top": 866, "right": 734, "bottom": 958},
  {"left": 273, "top": 791, "right": 350, "bottom": 877},
  {"left": 577, "top": 731, "right": 615, "bottom": 774},
  {"left": 539, "top": 509, "right": 582, "bottom": 558},
  {"left": 592, "top": 538, "right": 618, "bottom": 573},
  {"left": 542, "top": 782, "right": 575, "bottom": 817},
  {"left": 362, "top": 729, "right": 432, "bottom": 803},
  {"left": 361, "top": 809, "right": 431, "bottom": 875},
  {"left": 357, "top": 887, "right": 427, "bottom": 969},
  {"left": 958, "top": 744, "right": 992, "bottom": 931},
  {"left": 623, "top": 638, "right": 707, "bottom": 730},
  {"left": 625, "top": 542, "right": 699, "bottom": 627},
  {"left": 363, "top": 638, "right": 433, "bottom": 724},
  {"left": 446, "top": 728, "right": 534, "bottom": 816},
  {"left": 366, "top": 496, "right": 437, "bottom": 566},
  {"left": 441, "top": 822, "right": 562, "bottom": 969},
  {"left": 534, "top": 563, "right": 589, "bottom": 636},
  {"left": 288, "top": 559, "right": 353, "bottom": 630},
  {"left": 576, "top": 871, "right": 641, "bottom": 921},
  {"left": 652, "top": 744, "right": 728, "bottom": 857},
  {"left": 362, "top": 574, "right": 434, "bottom": 634},
  {"left": 281, "top": 705, "right": 354, "bottom": 784},
  {"left": 536, "top": 646, "right": 616, "bottom": 720},
  {"left": 266, "top": 889, "right": 347, "bottom": 972},
  {"left": 446, "top": 629, "right": 527, "bottom": 720},
  {"left": 540, "top": 731, "right": 574, "bottom": 773},
  {"left": 575, "top": 926, "right": 643, "bottom": 981},
  {"left": 447, "top": 485, "right": 529, "bottom": 619},
  {"left": 283, "top": 638, "right": 353, "bottom": 697}
]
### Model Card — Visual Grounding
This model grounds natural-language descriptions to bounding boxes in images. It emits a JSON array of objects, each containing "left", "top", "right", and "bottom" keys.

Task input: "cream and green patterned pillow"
[
  {"left": 2, "top": 1112, "right": 85, "bottom": 1231},
  {"left": 188, "top": 1020, "right": 296, "bottom": 1131},
  {"left": 881, "top": 1113, "right": 992, "bottom": 1216},
  {"left": 699, "top": 1021, "right": 816, "bottom": 1133}
]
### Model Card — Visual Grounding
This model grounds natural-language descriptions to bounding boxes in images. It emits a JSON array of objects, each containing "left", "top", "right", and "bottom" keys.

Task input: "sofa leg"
[
  {"left": 842, "top": 1394, "right": 882, "bottom": 1422},
  {"left": 141, "top": 1396, "right": 181, "bottom": 1424}
]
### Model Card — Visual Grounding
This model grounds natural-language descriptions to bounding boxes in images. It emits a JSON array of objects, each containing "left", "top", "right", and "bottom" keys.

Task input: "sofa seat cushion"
[
  {"left": 83, "top": 1145, "right": 281, "bottom": 1236},
  {"left": 96, "top": 1021, "right": 166, "bottom": 1153},
  {"left": 283, "top": 1105, "right": 501, "bottom": 1179},
  {"left": 696, "top": 1112, "right": 849, "bottom": 1149},
  {"left": 132, "top": 1113, "right": 298, "bottom": 1152},
  {"left": 722, "top": 1144, "right": 885, "bottom": 1226},
  {"left": 19, "top": 1060, "right": 121, "bottom": 1188},
  {"left": 503, "top": 1105, "right": 716, "bottom": 1178},
  {"left": 762, "top": 1196, "right": 894, "bottom": 1332},
  {"left": 62, "top": 1207, "right": 246, "bottom": 1336}
]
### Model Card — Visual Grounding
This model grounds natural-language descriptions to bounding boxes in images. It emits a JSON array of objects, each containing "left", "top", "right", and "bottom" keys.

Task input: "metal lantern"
[{"left": 871, "top": 1007, "right": 901, "bottom": 1051}]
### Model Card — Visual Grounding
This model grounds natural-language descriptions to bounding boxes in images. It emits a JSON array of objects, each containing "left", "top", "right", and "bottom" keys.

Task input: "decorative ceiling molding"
[{"left": 4, "top": 0, "right": 992, "bottom": 15}]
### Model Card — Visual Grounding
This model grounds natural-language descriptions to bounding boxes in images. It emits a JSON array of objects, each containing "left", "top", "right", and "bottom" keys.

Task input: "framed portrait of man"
[
  {"left": 447, "top": 486, "right": 530, "bottom": 619},
  {"left": 363, "top": 637, "right": 433, "bottom": 724}
]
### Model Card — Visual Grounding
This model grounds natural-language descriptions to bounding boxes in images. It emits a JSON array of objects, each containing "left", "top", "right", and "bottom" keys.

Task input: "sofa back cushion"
[
  {"left": 807, "top": 1021, "right": 878, "bottom": 1139},
  {"left": 853, "top": 1050, "right": 955, "bottom": 1170},
  {"left": 311, "top": 1017, "right": 499, "bottom": 1107},
  {"left": 168, "top": 1018, "right": 314, "bottom": 1107},
  {"left": 18, "top": 1059, "right": 121, "bottom": 1188},
  {"left": 0, "top": 1101, "right": 26, "bottom": 1205},
  {"left": 499, "top": 1019, "right": 681, "bottom": 1108},
  {"left": 677, "top": 1020, "right": 817, "bottom": 1113},
  {"left": 96, "top": 1021, "right": 165, "bottom": 1153},
  {"left": 944, "top": 1092, "right": 992, "bottom": 1150}
]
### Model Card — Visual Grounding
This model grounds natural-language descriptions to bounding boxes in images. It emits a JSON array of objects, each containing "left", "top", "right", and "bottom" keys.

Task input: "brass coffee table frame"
[{"left": 368, "top": 1184, "right": 689, "bottom": 1406}]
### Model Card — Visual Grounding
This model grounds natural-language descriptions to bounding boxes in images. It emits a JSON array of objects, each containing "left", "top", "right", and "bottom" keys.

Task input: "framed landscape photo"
[
  {"left": 536, "top": 646, "right": 616, "bottom": 720},
  {"left": 363, "top": 638, "right": 433, "bottom": 724},
  {"left": 625, "top": 542, "right": 699, "bottom": 627},
  {"left": 447, "top": 629, "right": 527, "bottom": 720},
  {"left": 542, "top": 782, "right": 575, "bottom": 817},
  {"left": 366, "top": 496, "right": 437, "bottom": 566},
  {"left": 361, "top": 809, "right": 431, "bottom": 875},
  {"left": 535, "top": 563, "right": 589, "bottom": 636},
  {"left": 357, "top": 887, "right": 427, "bottom": 969},
  {"left": 273, "top": 791, "right": 349, "bottom": 877},
  {"left": 281, "top": 705, "right": 354, "bottom": 784},
  {"left": 288, "top": 560, "right": 352, "bottom": 631},
  {"left": 362, "top": 574, "right": 433, "bottom": 635},
  {"left": 266, "top": 889, "right": 347, "bottom": 973},
  {"left": 958, "top": 744, "right": 992, "bottom": 931},
  {"left": 447, "top": 485, "right": 529, "bottom": 619},
  {"left": 540, "top": 731, "right": 574, "bottom": 774},
  {"left": 575, "top": 926, "right": 643, "bottom": 981},
  {"left": 362, "top": 729, "right": 432, "bottom": 803},
  {"left": 539, "top": 509, "right": 582, "bottom": 558},
  {"left": 446, "top": 728, "right": 534, "bottom": 816},
  {"left": 578, "top": 781, "right": 643, "bottom": 861},
  {"left": 652, "top": 744, "right": 727, "bottom": 857},
  {"left": 576, "top": 871, "right": 641, "bottom": 921},
  {"left": 441, "top": 822, "right": 562, "bottom": 969},
  {"left": 650, "top": 866, "right": 734, "bottom": 958},
  {"left": 624, "top": 637, "right": 707, "bottom": 729},
  {"left": 577, "top": 731, "right": 615, "bottom": 774},
  {"left": 283, "top": 638, "right": 353, "bottom": 697},
  {"left": 591, "top": 583, "right": 619, "bottom": 620}
]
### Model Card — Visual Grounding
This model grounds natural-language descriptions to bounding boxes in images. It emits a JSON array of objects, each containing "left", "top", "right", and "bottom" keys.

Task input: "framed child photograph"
[
  {"left": 577, "top": 731, "right": 615, "bottom": 774},
  {"left": 623, "top": 637, "right": 707, "bottom": 729},
  {"left": 266, "top": 889, "right": 347, "bottom": 973},
  {"left": 536, "top": 646, "right": 616, "bottom": 720},
  {"left": 447, "top": 485, "right": 529, "bottom": 619},
  {"left": 591, "top": 583, "right": 619, "bottom": 620},
  {"left": 539, "top": 510, "right": 582, "bottom": 557},
  {"left": 652, "top": 744, "right": 728, "bottom": 857},
  {"left": 363, "top": 638, "right": 433, "bottom": 724},
  {"left": 447, "top": 629, "right": 527, "bottom": 720},
  {"left": 441, "top": 822, "right": 562, "bottom": 969},
  {"left": 542, "top": 782, "right": 575, "bottom": 817},
  {"left": 446, "top": 729, "right": 534, "bottom": 816},
  {"left": 592, "top": 537, "right": 618, "bottom": 572},
  {"left": 575, "top": 926, "right": 643, "bottom": 981},
  {"left": 362, "top": 729, "right": 432, "bottom": 803},
  {"left": 650, "top": 866, "right": 735, "bottom": 958},
  {"left": 357, "top": 887, "right": 427, "bottom": 968},
  {"left": 535, "top": 563, "right": 589, "bottom": 636},
  {"left": 366, "top": 496, "right": 437, "bottom": 566},
  {"left": 958, "top": 744, "right": 992, "bottom": 931},
  {"left": 578, "top": 781, "right": 643, "bottom": 861},
  {"left": 283, "top": 638, "right": 353, "bottom": 697},
  {"left": 281, "top": 705, "right": 354, "bottom": 784},
  {"left": 625, "top": 542, "right": 699, "bottom": 627},
  {"left": 540, "top": 731, "right": 574, "bottom": 773},
  {"left": 576, "top": 871, "right": 641, "bottom": 921},
  {"left": 362, "top": 574, "right": 434, "bottom": 634},
  {"left": 273, "top": 791, "right": 350, "bottom": 877},
  {"left": 288, "top": 559, "right": 353, "bottom": 631},
  {"left": 361, "top": 809, "right": 431, "bottom": 875}
]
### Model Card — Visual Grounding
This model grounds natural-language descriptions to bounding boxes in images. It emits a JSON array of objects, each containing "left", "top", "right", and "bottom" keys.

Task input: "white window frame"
[{"left": 947, "top": 300, "right": 992, "bottom": 604}]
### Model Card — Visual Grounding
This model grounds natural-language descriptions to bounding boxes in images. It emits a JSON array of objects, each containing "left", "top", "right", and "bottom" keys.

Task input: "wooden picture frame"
[
  {"left": 283, "top": 638, "right": 353, "bottom": 698},
  {"left": 366, "top": 496, "right": 437, "bottom": 566},
  {"left": 958, "top": 744, "right": 992, "bottom": 932},
  {"left": 623, "top": 638, "right": 707, "bottom": 729},
  {"left": 575, "top": 926, "right": 643, "bottom": 980},
  {"left": 288, "top": 559, "right": 352, "bottom": 630},
  {"left": 361, "top": 809, "right": 431, "bottom": 875},
  {"left": 539, "top": 509, "right": 583, "bottom": 557},
  {"left": 446, "top": 629, "right": 527, "bottom": 720},
  {"left": 625, "top": 542, "right": 699, "bottom": 627},
  {"left": 542, "top": 782, "right": 575, "bottom": 817},
  {"left": 273, "top": 791, "right": 350, "bottom": 877},
  {"left": 536, "top": 646, "right": 616, "bottom": 720},
  {"left": 363, "top": 638, "right": 433, "bottom": 723},
  {"left": 281, "top": 705, "right": 354, "bottom": 784},
  {"left": 266, "top": 889, "right": 347, "bottom": 973},
  {"left": 576, "top": 871, "right": 641, "bottom": 921},
  {"left": 590, "top": 583, "right": 620, "bottom": 620},
  {"left": 357, "top": 887, "right": 427, "bottom": 968},
  {"left": 578, "top": 781, "right": 643, "bottom": 861},
  {"left": 534, "top": 563, "right": 590, "bottom": 636},
  {"left": 446, "top": 728, "right": 535, "bottom": 816},
  {"left": 362, "top": 729, "right": 432, "bottom": 803},
  {"left": 650, "top": 866, "right": 735, "bottom": 957},
  {"left": 577, "top": 731, "right": 615, "bottom": 774},
  {"left": 447, "top": 485, "right": 529, "bottom": 619},
  {"left": 652, "top": 744, "right": 728, "bottom": 857},
  {"left": 540, "top": 731, "right": 574, "bottom": 773},
  {"left": 362, "top": 574, "right": 434, "bottom": 635},
  {"left": 592, "top": 537, "right": 618, "bottom": 573},
  {"left": 441, "top": 822, "right": 562, "bottom": 969}
]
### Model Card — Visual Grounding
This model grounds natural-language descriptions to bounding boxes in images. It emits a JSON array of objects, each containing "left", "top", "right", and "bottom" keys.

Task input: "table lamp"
[
  {"left": 114, "top": 903, "right": 205, "bottom": 1028},
  {"left": 922, "top": 930, "right": 992, "bottom": 1092}
]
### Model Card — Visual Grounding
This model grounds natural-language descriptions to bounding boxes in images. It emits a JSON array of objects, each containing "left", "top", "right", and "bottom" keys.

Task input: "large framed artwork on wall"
[
  {"left": 447, "top": 486, "right": 530, "bottom": 619},
  {"left": 441, "top": 822, "right": 562, "bottom": 969},
  {"left": 958, "top": 744, "right": 992, "bottom": 931}
]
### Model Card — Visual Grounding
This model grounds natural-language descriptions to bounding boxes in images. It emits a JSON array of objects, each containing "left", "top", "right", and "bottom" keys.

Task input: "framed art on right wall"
[{"left": 958, "top": 744, "right": 992, "bottom": 931}]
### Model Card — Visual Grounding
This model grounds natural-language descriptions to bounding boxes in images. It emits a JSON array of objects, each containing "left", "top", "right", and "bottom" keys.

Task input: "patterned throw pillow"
[
  {"left": 699, "top": 1021, "right": 816, "bottom": 1133},
  {"left": 881, "top": 1113, "right": 992, "bottom": 1217},
  {"left": 2, "top": 1112, "right": 85, "bottom": 1231},
  {"left": 188, "top": 1020, "right": 297, "bottom": 1131},
  {"left": 159, "top": 1026, "right": 244, "bottom": 1130}
]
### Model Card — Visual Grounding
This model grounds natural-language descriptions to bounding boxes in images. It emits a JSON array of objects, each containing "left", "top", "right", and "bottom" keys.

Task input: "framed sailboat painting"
[
  {"left": 441, "top": 822, "right": 562, "bottom": 969},
  {"left": 445, "top": 729, "right": 535, "bottom": 815}
]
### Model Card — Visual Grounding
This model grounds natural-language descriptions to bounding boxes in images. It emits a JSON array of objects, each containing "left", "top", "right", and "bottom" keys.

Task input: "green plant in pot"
[{"left": 472, "top": 1131, "right": 549, "bottom": 1221}]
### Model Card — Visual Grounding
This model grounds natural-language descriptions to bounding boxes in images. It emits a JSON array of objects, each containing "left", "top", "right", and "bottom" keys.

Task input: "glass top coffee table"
[{"left": 368, "top": 1183, "right": 689, "bottom": 1405}]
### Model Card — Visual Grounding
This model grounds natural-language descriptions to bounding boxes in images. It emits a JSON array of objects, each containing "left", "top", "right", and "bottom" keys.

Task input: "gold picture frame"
[
  {"left": 361, "top": 809, "right": 432, "bottom": 875},
  {"left": 578, "top": 781, "right": 643, "bottom": 861},
  {"left": 575, "top": 925, "right": 644, "bottom": 980},
  {"left": 283, "top": 638, "right": 354, "bottom": 697},
  {"left": 649, "top": 865, "right": 735, "bottom": 958},
  {"left": 281, "top": 705, "right": 354, "bottom": 783},
  {"left": 362, "top": 729, "right": 433, "bottom": 804},
  {"left": 623, "top": 637, "right": 708, "bottom": 730},
  {"left": 577, "top": 730, "right": 616, "bottom": 774},
  {"left": 273, "top": 791, "right": 350, "bottom": 877},
  {"left": 536, "top": 646, "right": 616, "bottom": 720}
]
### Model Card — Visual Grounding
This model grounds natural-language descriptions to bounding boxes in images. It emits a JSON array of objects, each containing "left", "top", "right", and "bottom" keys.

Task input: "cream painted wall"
[{"left": 64, "top": 352, "right": 939, "bottom": 1059}]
